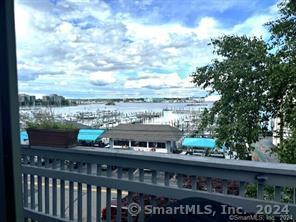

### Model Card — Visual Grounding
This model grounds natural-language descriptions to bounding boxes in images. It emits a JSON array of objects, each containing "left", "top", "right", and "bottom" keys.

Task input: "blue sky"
[{"left": 15, "top": 0, "right": 278, "bottom": 99}]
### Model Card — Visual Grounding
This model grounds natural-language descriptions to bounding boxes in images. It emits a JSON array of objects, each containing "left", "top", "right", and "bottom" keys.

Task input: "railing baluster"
[
  {"left": 138, "top": 169, "right": 145, "bottom": 220},
  {"left": 274, "top": 186, "right": 281, "bottom": 202},
  {"left": 69, "top": 161, "right": 74, "bottom": 220},
  {"left": 87, "top": 163, "right": 92, "bottom": 222},
  {"left": 78, "top": 163, "right": 83, "bottom": 222},
  {"left": 116, "top": 167, "right": 122, "bottom": 222},
  {"left": 106, "top": 165, "right": 112, "bottom": 221},
  {"left": 164, "top": 172, "right": 170, "bottom": 186},
  {"left": 60, "top": 160, "right": 65, "bottom": 218},
  {"left": 52, "top": 159, "right": 57, "bottom": 216},
  {"left": 106, "top": 188, "right": 111, "bottom": 222},
  {"left": 116, "top": 189, "right": 122, "bottom": 222},
  {"left": 127, "top": 191, "right": 133, "bottom": 222},
  {"left": 37, "top": 157, "right": 42, "bottom": 212},
  {"left": 152, "top": 170, "right": 157, "bottom": 184},
  {"left": 222, "top": 179, "right": 228, "bottom": 194},
  {"left": 294, "top": 188, "right": 296, "bottom": 204},
  {"left": 128, "top": 168, "right": 134, "bottom": 180},
  {"left": 23, "top": 170, "right": 28, "bottom": 208},
  {"left": 22, "top": 155, "right": 28, "bottom": 207},
  {"left": 192, "top": 176, "right": 197, "bottom": 190},
  {"left": 257, "top": 183, "right": 264, "bottom": 200},
  {"left": 139, "top": 169, "right": 144, "bottom": 182},
  {"left": 151, "top": 170, "right": 157, "bottom": 206},
  {"left": 177, "top": 174, "right": 182, "bottom": 188},
  {"left": 128, "top": 168, "right": 134, "bottom": 222},
  {"left": 45, "top": 158, "right": 49, "bottom": 214},
  {"left": 207, "top": 177, "right": 212, "bottom": 192},
  {"left": 239, "top": 181, "right": 245, "bottom": 197},
  {"left": 139, "top": 193, "right": 144, "bottom": 222},
  {"left": 107, "top": 165, "right": 112, "bottom": 177},
  {"left": 96, "top": 165, "right": 102, "bottom": 222},
  {"left": 30, "top": 156, "right": 35, "bottom": 210}
]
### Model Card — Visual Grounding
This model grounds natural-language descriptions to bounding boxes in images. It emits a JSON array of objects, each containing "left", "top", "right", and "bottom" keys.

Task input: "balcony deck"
[{"left": 21, "top": 145, "right": 296, "bottom": 221}]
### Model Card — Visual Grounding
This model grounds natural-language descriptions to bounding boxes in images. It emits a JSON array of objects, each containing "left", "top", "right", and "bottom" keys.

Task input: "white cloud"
[
  {"left": 14, "top": 0, "right": 279, "bottom": 98},
  {"left": 195, "top": 17, "right": 220, "bottom": 40},
  {"left": 89, "top": 72, "right": 117, "bottom": 86},
  {"left": 124, "top": 72, "right": 195, "bottom": 90}
]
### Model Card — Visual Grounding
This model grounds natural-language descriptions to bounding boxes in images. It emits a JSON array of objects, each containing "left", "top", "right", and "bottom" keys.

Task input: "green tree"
[
  {"left": 266, "top": 0, "right": 296, "bottom": 163},
  {"left": 192, "top": 36, "right": 270, "bottom": 159},
  {"left": 275, "top": 129, "right": 296, "bottom": 164}
]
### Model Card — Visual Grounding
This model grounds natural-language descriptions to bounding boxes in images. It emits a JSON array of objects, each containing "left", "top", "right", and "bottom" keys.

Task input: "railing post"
[
  {"left": 116, "top": 167, "right": 122, "bottom": 222},
  {"left": 44, "top": 159, "right": 49, "bottom": 214},
  {"left": 60, "top": 160, "right": 65, "bottom": 218},
  {"left": 87, "top": 163, "right": 92, "bottom": 222},
  {"left": 52, "top": 159, "right": 57, "bottom": 216},
  {"left": 128, "top": 168, "right": 134, "bottom": 222},
  {"left": 77, "top": 162, "right": 83, "bottom": 222},
  {"left": 239, "top": 181, "right": 245, "bottom": 197},
  {"left": 69, "top": 161, "right": 74, "bottom": 220},
  {"left": 274, "top": 186, "right": 281, "bottom": 202},
  {"left": 30, "top": 156, "right": 35, "bottom": 210},
  {"left": 96, "top": 164, "right": 102, "bottom": 222},
  {"left": 37, "top": 157, "right": 42, "bottom": 212}
]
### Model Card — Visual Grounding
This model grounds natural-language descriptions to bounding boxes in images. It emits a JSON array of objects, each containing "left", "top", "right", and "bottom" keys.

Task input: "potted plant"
[{"left": 26, "top": 110, "right": 79, "bottom": 148}]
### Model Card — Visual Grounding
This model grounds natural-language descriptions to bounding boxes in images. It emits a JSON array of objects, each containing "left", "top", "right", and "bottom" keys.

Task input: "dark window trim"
[{"left": 0, "top": 1, "right": 24, "bottom": 221}]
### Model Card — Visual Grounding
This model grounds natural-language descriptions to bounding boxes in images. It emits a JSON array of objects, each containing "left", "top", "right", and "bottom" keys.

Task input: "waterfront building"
[
  {"left": 101, "top": 123, "right": 183, "bottom": 153},
  {"left": 272, "top": 117, "right": 292, "bottom": 146},
  {"left": 18, "top": 94, "right": 29, "bottom": 105},
  {"left": 49, "top": 94, "right": 64, "bottom": 106},
  {"left": 42, "top": 95, "right": 50, "bottom": 105},
  {"left": 18, "top": 94, "right": 36, "bottom": 106}
]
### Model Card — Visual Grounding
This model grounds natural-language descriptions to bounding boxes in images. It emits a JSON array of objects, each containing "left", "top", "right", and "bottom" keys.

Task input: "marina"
[
  {"left": 20, "top": 102, "right": 213, "bottom": 134},
  {"left": 19, "top": 101, "right": 235, "bottom": 158}
]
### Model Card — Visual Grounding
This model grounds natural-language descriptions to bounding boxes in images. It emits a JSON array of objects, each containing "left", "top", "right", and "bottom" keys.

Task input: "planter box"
[{"left": 27, "top": 128, "right": 79, "bottom": 148}]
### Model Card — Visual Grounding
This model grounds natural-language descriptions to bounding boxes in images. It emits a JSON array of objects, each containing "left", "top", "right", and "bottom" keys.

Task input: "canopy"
[
  {"left": 20, "top": 131, "right": 28, "bottom": 142},
  {"left": 182, "top": 138, "right": 216, "bottom": 149},
  {"left": 77, "top": 129, "right": 105, "bottom": 143}
]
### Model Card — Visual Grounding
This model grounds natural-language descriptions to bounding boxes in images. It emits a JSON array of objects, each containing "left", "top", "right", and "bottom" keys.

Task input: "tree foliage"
[
  {"left": 275, "top": 130, "right": 296, "bottom": 164},
  {"left": 266, "top": 0, "right": 296, "bottom": 163},
  {"left": 192, "top": 0, "right": 296, "bottom": 162},
  {"left": 266, "top": 0, "right": 296, "bottom": 130},
  {"left": 192, "top": 36, "right": 270, "bottom": 159}
]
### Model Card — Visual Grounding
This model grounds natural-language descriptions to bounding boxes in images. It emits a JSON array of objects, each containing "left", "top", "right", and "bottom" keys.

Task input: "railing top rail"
[{"left": 20, "top": 145, "right": 296, "bottom": 176}]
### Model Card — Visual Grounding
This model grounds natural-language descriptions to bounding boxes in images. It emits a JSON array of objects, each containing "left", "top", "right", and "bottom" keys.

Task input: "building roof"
[
  {"left": 101, "top": 123, "right": 183, "bottom": 142},
  {"left": 182, "top": 138, "right": 216, "bottom": 149}
]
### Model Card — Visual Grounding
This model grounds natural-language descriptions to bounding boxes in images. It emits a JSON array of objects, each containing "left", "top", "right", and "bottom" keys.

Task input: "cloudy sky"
[{"left": 15, "top": 0, "right": 278, "bottom": 99}]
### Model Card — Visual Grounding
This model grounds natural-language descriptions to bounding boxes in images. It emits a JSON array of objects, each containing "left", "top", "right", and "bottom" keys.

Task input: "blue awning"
[
  {"left": 20, "top": 131, "right": 28, "bottom": 142},
  {"left": 182, "top": 138, "right": 216, "bottom": 149},
  {"left": 77, "top": 129, "right": 105, "bottom": 143}
]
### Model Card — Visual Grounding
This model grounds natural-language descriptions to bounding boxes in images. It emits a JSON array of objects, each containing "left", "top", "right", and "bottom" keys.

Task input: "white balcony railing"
[{"left": 21, "top": 145, "right": 296, "bottom": 221}]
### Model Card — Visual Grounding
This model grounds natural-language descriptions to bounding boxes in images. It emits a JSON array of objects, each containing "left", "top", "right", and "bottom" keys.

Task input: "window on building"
[
  {"left": 114, "top": 140, "right": 129, "bottom": 146},
  {"left": 149, "top": 142, "right": 166, "bottom": 148},
  {"left": 131, "top": 141, "right": 147, "bottom": 147}
]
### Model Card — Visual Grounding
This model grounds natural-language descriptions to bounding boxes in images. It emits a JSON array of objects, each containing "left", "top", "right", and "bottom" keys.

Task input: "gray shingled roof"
[{"left": 101, "top": 123, "right": 183, "bottom": 142}]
